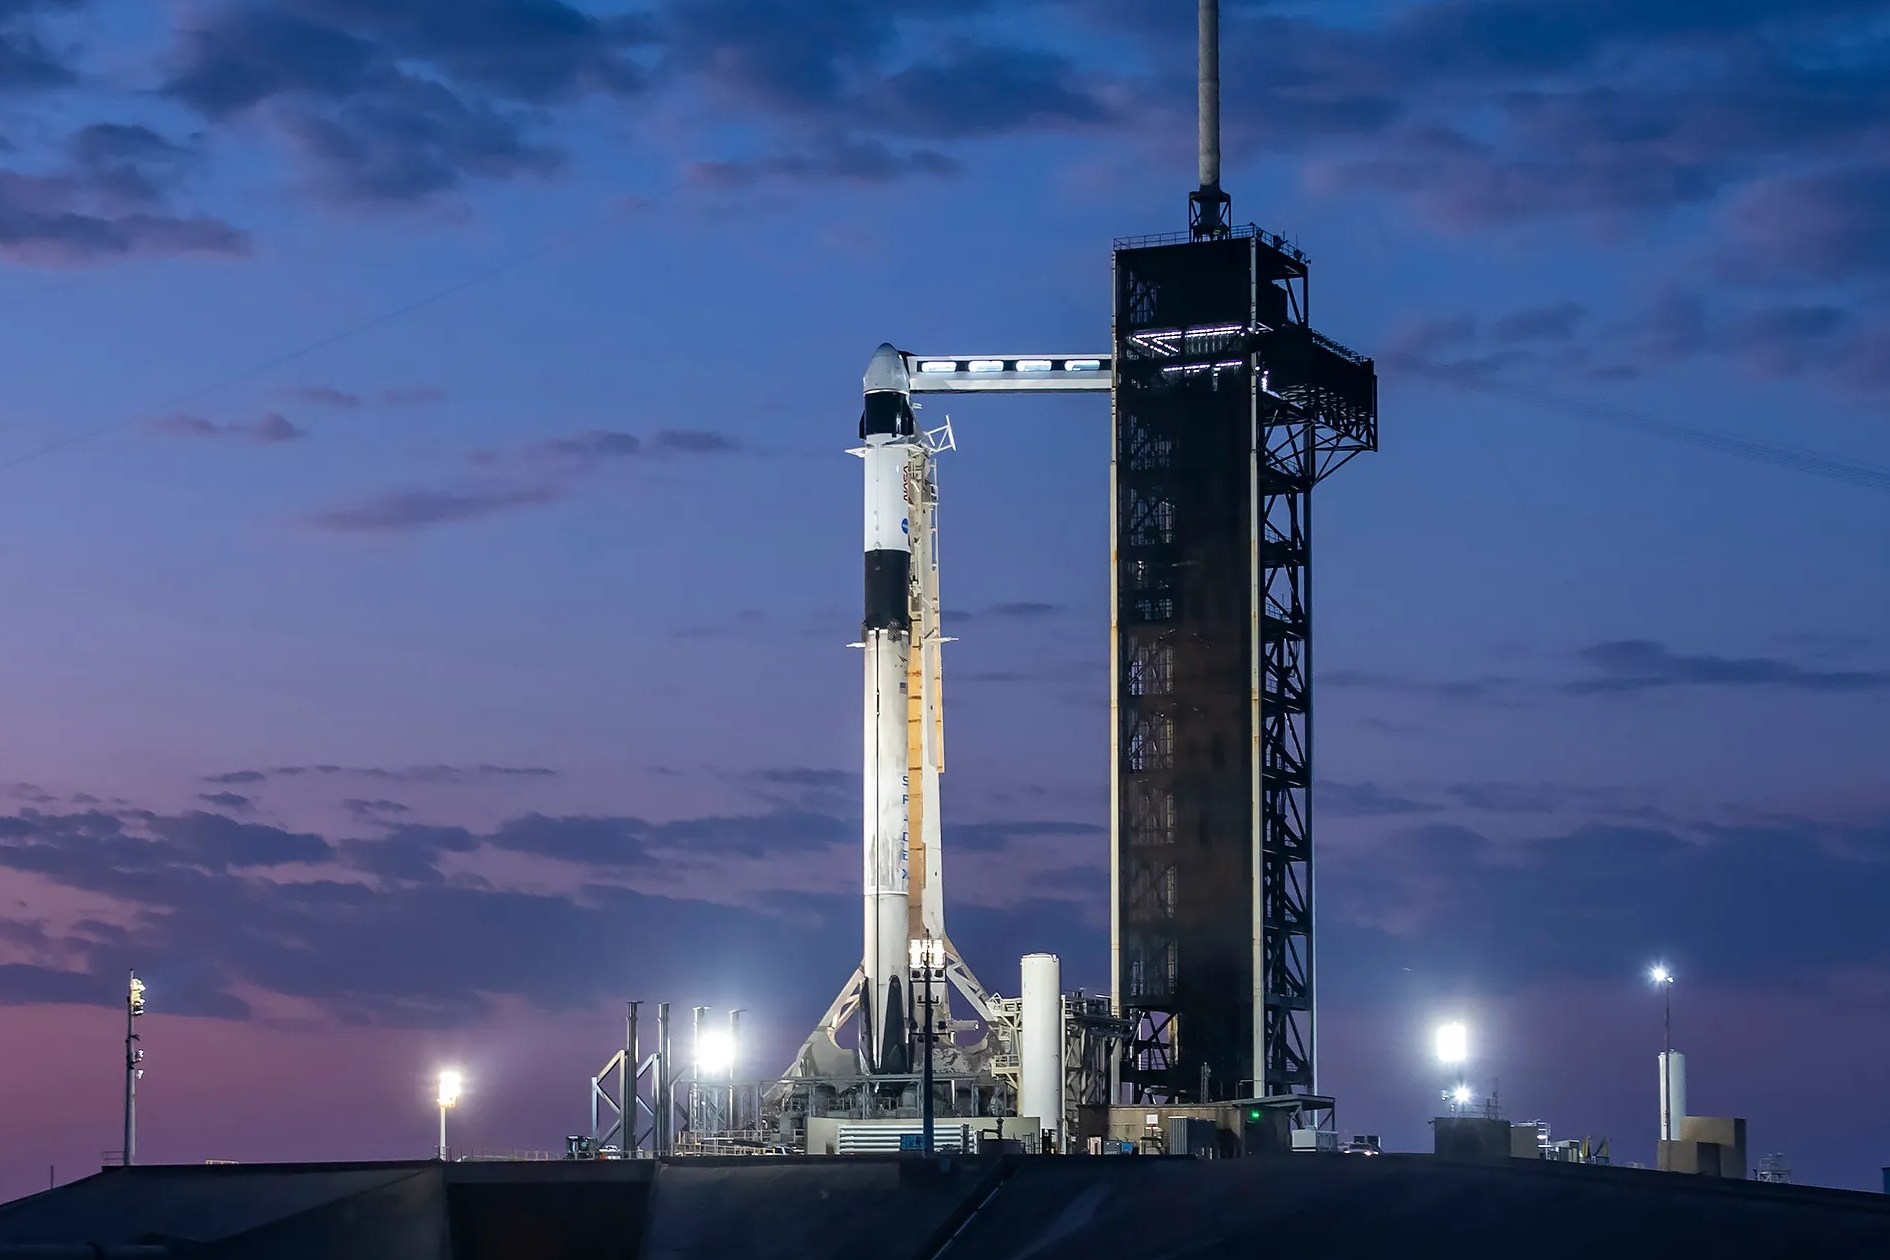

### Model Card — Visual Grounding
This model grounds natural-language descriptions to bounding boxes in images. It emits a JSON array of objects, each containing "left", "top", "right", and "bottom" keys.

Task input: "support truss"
[{"left": 1112, "top": 226, "right": 1376, "bottom": 1114}]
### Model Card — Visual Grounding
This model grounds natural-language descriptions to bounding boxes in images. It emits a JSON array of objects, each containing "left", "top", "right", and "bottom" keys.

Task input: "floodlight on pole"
[
  {"left": 123, "top": 971, "right": 146, "bottom": 1167},
  {"left": 435, "top": 1069, "right": 462, "bottom": 1160},
  {"left": 1434, "top": 1020, "right": 1468, "bottom": 1066},
  {"left": 911, "top": 935, "right": 945, "bottom": 1154},
  {"left": 1452, "top": 1084, "right": 1473, "bottom": 1107}
]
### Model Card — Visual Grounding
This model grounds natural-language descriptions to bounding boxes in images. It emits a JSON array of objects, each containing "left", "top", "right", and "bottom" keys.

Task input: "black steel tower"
[{"left": 1111, "top": 1, "right": 1379, "bottom": 1116}]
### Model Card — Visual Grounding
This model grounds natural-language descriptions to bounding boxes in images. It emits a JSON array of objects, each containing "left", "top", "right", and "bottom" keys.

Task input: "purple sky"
[{"left": 1, "top": 0, "right": 1888, "bottom": 1195}]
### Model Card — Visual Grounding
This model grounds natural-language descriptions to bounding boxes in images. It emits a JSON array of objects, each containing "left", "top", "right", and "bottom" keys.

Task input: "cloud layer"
[
  {"left": 1323, "top": 639, "right": 1890, "bottom": 706},
  {"left": 306, "top": 426, "right": 741, "bottom": 534},
  {"left": 0, "top": 793, "right": 1104, "bottom": 1025},
  {"left": 0, "top": 122, "right": 248, "bottom": 265}
]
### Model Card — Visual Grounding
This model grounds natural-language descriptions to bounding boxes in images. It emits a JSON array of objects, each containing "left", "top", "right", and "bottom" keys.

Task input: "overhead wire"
[
  {"left": 1383, "top": 353, "right": 1890, "bottom": 495},
  {"left": 0, "top": 182, "right": 687, "bottom": 474}
]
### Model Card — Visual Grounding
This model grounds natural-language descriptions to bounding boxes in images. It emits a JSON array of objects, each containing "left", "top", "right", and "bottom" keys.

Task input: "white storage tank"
[
  {"left": 1658, "top": 1050, "right": 1687, "bottom": 1141},
  {"left": 1020, "top": 953, "right": 1064, "bottom": 1151}
]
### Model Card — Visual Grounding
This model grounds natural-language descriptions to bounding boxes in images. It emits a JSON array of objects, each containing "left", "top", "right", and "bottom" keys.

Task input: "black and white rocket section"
[
  {"left": 858, "top": 343, "right": 915, "bottom": 1075},
  {"left": 770, "top": 344, "right": 1032, "bottom": 1096}
]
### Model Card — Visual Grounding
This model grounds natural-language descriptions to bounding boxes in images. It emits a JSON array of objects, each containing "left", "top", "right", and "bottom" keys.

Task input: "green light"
[{"left": 1248, "top": 1109, "right": 1261, "bottom": 1121}]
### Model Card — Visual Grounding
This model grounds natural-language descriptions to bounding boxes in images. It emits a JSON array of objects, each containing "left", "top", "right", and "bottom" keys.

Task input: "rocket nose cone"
[{"left": 863, "top": 343, "right": 910, "bottom": 395}]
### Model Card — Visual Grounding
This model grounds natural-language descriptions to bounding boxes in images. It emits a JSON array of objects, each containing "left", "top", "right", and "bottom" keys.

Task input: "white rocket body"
[{"left": 859, "top": 343, "right": 915, "bottom": 1074}]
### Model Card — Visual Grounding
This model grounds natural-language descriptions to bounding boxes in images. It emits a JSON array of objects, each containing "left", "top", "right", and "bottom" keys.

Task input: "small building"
[{"left": 1660, "top": 1115, "right": 1748, "bottom": 1179}]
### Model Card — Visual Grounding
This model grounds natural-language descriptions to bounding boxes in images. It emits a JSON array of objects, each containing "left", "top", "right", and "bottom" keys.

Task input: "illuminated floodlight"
[
  {"left": 128, "top": 976, "right": 146, "bottom": 1016},
  {"left": 917, "top": 361, "right": 956, "bottom": 373},
  {"left": 696, "top": 1028, "right": 736, "bottom": 1076},
  {"left": 436, "top": 1069, "right": 463, "bottom": 1109},
  {"left": 1066, "top": 359, "right": 1103, "bottom": 372},
  {"left": 909, "top": 937, "right": 946, "bottom": 970},
  {"left": 1434, "top": 1020, "right": 1468, "bottom": 1066},
  {"left": 1015, "top": 359, "right": 1053, "bottom": 372},
  {"left": 1452, "top": 1084, "right": 1473, "bottom": 1106},
  {"left": 1649, "top": 964, "right": 1673, "bottom": 986},
  {"left": 967, "top": 359, "right": 1004, "bottom": 373}
]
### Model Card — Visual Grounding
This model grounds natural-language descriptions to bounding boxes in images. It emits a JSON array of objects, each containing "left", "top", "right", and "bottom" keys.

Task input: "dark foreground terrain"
[{"left": 1, "top": 1151, "right": 1885, "bottom": 1259}]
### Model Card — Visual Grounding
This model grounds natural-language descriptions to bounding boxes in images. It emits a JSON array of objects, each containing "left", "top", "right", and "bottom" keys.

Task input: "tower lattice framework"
[{"left": 1112, "top": 224, "right": 1377, "bottom": 1108}]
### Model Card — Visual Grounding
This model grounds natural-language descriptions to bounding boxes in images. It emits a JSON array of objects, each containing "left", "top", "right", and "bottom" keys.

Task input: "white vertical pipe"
[
  {"left": 1198, "top": 0, "right": 1221, "bottom": 191},
  {"left": 1020, "top": 953, "right": 1064, "bottom": 1151},
  {"left": 1659, "top": 1050, "right": 1687, "bottom": 1142}
]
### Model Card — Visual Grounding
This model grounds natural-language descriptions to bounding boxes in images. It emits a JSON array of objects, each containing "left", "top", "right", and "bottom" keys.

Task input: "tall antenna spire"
[{"left": 1190, "top": 0, "right": 1231, "bottom": 238}]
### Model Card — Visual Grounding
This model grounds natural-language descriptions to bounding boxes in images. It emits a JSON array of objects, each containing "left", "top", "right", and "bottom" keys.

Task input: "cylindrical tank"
[
  {"left": 1658, "top": 1050, "right": 1687, "bottom": 1141},
  {"left": 1020, "top": 953, "right": 1064, "bottom": 1151}
]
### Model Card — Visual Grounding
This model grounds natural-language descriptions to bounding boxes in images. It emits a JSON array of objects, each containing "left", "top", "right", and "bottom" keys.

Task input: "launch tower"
[{"left": 1110, "top": 0, "right": 1379, "bottom": 1117}]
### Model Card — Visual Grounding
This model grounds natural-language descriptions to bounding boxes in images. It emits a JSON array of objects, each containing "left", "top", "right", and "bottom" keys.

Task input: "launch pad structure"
[
  {"left": 1111, "top": 0, "right": 1378, "bottom": 1115},
  {"left": 583, "top": 0, "right": 1378, "bottom": 1156},
  {"left": 1112, "top": 226, "right": 1376, "bottom": 1114}
]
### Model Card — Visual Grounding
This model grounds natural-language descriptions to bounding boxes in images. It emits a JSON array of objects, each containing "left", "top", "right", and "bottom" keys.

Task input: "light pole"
[
  {"left": 436, "top": 1069, "right": 462, "bottom": 1160},
  {"left": 726, "top": 1009, "right": 744, "bottom": 1132},
  {"left": 123, "top": 973, "right": 145, "bottom": 1166},
  {"left": 910, "top": 936, "right": 944, "bottom": 1154},
  {"left": 1650, "top": 965, "right": 1675, "bottom": 1140}
]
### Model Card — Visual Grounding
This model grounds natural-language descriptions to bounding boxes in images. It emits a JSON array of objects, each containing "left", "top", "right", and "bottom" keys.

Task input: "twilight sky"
[{"left": 1, "top": 0, "right": 1888, "bottom": 1194}]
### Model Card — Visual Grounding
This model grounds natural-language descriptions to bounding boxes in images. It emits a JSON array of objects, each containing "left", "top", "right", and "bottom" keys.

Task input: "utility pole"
[
  {"left": 1664, "top": 983, "right": 1672, "bottom": 1057},
  {"left": 910, "top": 935, "right": 941, "bottom": 1154},
  {"left": 123, "top": 972, "right": 145, "bottom": 1166},
  {"left": 656, "top": 1002, "right": 671, "bottom": 1156},
  {"left": 728, "top": 1009, "right": 744, "bottom": 1133},
  {"left": 623, "top": 1002, "right": 640, "bottom": 1156}
]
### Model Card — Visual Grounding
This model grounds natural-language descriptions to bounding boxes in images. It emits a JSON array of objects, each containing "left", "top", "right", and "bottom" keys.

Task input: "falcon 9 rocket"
[{"left": 858, "top": 342, "right": 915, "bottom": 1074}]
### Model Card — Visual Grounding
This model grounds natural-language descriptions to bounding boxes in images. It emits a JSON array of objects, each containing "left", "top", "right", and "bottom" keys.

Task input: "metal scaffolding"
[{"left": 1112, "top": 224, "right": 1376, "bottom": 1116}]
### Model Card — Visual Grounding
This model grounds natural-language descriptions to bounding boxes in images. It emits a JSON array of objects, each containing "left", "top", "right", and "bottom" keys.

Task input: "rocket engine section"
[{"left": 859, "top": 343, "right": 916, "bottom": 1075}]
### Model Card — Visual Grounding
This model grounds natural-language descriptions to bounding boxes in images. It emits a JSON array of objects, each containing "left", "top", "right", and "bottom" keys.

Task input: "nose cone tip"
[{"left": 863, "top": 343, "right": 910, "bottom": 394}]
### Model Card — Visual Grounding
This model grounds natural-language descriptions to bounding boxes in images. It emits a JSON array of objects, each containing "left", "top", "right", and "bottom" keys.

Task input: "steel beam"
[{"left": 906, "top": 355, "right": 1113, "bottom": 393}]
